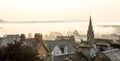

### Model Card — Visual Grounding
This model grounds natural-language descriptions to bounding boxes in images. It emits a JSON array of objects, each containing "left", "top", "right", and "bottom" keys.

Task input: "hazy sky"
[{"left": 0, "top": 0, "right": 120, "bottom": 21}]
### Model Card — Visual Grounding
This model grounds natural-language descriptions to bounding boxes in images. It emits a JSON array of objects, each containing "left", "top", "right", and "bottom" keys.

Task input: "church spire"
[
  {"left": 87, "top": 16, "right": 94, "bottom": 42},
  {"left": 89, "top": 16, "right": 93, "bottom": 31}
]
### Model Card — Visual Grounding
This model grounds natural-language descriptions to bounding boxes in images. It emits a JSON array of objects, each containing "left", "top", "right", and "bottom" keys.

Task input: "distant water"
[{"left": 0, "top": 22, "right": 120, "bottom": 37}]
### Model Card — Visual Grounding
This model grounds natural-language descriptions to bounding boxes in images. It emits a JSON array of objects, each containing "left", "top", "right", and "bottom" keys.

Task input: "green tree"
[{"left": 0, "top": 41, "right": 40, "bottom": 61}]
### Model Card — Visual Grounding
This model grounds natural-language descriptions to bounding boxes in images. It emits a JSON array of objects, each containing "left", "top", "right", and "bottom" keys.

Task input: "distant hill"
[
  {"left": 99, "top": 25, "right": 120, "bottom": 27},
  {"left": 0, "top": 20, "right": 83, "bottom": 23},
  {"left": 0, "top": 19, "right": 5, "bottom": 23}
]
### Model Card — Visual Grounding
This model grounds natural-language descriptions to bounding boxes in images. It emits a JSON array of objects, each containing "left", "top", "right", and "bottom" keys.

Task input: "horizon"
[
  {"left": 0, "top": 22, "right": 119, "bottom": 37},
  {"left": 0, "top": 0, "right": 120, "bottom": 39},
  {"left": 1, "top": 17, "right": 120, "bottom": 22}
]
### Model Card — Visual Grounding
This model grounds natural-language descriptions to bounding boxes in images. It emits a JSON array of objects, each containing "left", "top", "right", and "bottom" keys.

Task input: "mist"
[{"left": 0, "top": 22, "right": 119, "bottom": 38}]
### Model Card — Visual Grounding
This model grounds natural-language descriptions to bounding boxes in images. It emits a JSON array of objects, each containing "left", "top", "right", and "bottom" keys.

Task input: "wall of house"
[{"left": 38, "top": 44, "right": 48, "bottom": 58}]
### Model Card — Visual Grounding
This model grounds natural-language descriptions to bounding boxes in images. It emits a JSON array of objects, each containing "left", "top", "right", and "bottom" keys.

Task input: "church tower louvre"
[{"left": 87, "top": 16, "right": 94, "bottom": 44}]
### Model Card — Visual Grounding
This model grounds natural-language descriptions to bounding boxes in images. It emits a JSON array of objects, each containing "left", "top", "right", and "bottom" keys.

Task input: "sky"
[{"left": 0, "top": 0, "right": 120, "bottom": 21}]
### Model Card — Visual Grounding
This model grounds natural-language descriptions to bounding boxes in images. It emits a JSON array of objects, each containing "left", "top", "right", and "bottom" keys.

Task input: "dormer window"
[
  {"left": 64, "top": 46, "right": 68, "bottom": 54},
  {"left": 52, "top": 45, "right": 62, "bottom": 56}
]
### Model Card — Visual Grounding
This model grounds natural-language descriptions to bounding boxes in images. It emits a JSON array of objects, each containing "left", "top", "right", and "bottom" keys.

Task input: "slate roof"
[
  {"left": 44, "top": 40, "right": 75, "bottom": 53},
  {"left": 81, "top": 38, "right": 113, "bottom": 44},
  {"left": 80, "top": 51, "right": 91, "bottom": 61},
  {"left": 102, "top": 49, "right": 120, "bottom": 61},
  {"left": 23, "top": 38, "right": 42, "bottom": 50},
  {"left": 52, "top": 52, "right": 87, "bottom": 61},
  {"left": 0, "top": 35, "right": 19, "bottom": 47},
  {"left": 94, "top": 38, "right": 113, "bottom": 43},
  {"left": 0, "top": 38, "right": 5, "bottom": 45}
]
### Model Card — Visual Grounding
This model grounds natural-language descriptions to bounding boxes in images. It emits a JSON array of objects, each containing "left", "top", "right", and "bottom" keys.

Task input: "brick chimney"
[
  {"left": 34, "top": 33, "right": 43, "bottom": 42},
  {"left": 20, "top": 34, "right": 25, "bottom": 41}
]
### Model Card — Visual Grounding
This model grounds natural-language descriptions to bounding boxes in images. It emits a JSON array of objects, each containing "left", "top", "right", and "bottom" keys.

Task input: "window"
[{"left": 64, "top": 46, "right": 68, "bottom": 54}]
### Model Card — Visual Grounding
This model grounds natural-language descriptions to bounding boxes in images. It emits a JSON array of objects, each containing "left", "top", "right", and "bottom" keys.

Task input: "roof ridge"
[{"left": 103, "top": 49, "right": 119, "bottom": 53}]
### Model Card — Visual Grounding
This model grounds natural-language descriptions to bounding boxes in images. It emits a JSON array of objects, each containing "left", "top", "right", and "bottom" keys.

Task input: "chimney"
[
  {"left": 28, "top": 33, "right": 32, "bottom": 38},
  {"left": 20, "top": 34, "right": 25, "bottom": 41},
  {"left": 34, "top": 33, "right": 43, "bottom": 42},
  {"left": 69, "top": 35, "right": 75, "bottom": 46}
]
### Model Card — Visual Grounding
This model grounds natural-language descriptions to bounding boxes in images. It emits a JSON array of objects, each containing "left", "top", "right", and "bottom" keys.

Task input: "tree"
[{"left": 0, "top": 41, "right": 40, "bottom": 61}]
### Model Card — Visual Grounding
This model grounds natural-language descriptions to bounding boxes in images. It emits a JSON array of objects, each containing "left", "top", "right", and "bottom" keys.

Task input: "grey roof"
[
  {"left": 52, "top": 52, "right": 87, "bottom": 61},
  {"left": 44, "top": 40, "right": 75, "bottom": 53},
  {"left": 23, "top": 38, "right": 41, "bottom": 50},
  {"left": 81, "top": 38, "right": 113, "bottom": 44},
  {"left": 80, "top": 51, "right": 91, "bottom": 61},
  {"left": 103, "top": 49, "right": 120, "bottom": 61},
  {"left": 0, "top": 35, "right": 19, "bottom": 47},
  {"left": 95, "top": 38, "right": 113, "bottom": 43}
]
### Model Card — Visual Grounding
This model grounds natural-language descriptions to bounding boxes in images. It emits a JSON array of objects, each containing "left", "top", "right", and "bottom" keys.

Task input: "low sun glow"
[{"left": 0, "top": 0, "right": 120, "bottom": 21}]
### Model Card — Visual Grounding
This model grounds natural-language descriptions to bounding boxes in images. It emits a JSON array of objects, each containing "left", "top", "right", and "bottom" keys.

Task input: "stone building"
[
  {"left": 78, "top": 16, "right": 114, "bottom": 61},
  {"left": 87, "top": 16, "right": 94, "bottom": 46}
]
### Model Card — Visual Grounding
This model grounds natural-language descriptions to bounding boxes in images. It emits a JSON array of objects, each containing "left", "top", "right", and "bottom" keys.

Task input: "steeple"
[
  {"left": 87, "top": 16, "right": 94, "bottom": 42},
  {"left": 89, "top": 16, "right": 93, "bottom": 31}
]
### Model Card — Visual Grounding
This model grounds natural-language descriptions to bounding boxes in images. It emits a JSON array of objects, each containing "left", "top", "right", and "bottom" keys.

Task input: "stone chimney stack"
[
  {"left": 20, "top": 34, "right": 26, "bottom": 41},
  {"left": 34, "top": 33, "right": 43, "bottom": 42},
  {"left": 69, "top": 35, "right": 75, "bottom": 46},
  {"left": 28, "top": 33, "right": 32, "bottom": 38}
]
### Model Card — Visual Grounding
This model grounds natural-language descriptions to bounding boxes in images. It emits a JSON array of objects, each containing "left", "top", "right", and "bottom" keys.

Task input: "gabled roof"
[
  {"left": 102, "top": 49, "right": 120, "bottom": 61},
  {"left": 23, "top": 38, "right": 41, "bottom": 50},
  {"left": 0, "top": 35, "right": 19, "bottom": 47},
  {"left": 43, "top": 40, "right": 75, "bottom": 53}
]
